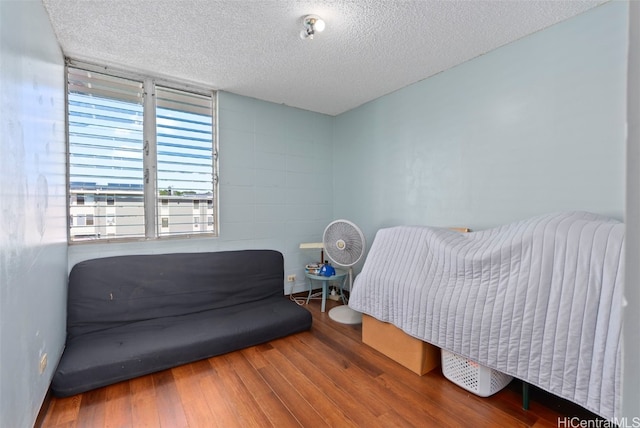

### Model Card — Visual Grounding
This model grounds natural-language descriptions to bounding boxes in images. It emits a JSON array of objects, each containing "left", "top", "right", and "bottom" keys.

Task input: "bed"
[{"left": 348, "top": 211, "right": 624, "bottom": 420}]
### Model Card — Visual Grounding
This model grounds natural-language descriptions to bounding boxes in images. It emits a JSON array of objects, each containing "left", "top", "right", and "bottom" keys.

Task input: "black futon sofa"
[{"left": 52, "top": 250, "right": 312, "bottom": 397}]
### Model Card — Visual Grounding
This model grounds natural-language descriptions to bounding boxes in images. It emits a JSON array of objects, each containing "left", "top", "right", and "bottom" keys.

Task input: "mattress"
[{"left": 348, "top": 211, "right": 624, "bottom": 420}]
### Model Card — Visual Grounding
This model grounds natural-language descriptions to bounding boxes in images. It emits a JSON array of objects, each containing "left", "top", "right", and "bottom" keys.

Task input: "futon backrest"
[{"left": 67, "top": 250, "right": 284, "bottom": 338}]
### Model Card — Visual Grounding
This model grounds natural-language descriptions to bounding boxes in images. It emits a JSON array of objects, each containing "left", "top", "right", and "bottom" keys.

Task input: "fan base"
[{"left": 328, "top": 305, "right": 362, "bottom": 324}]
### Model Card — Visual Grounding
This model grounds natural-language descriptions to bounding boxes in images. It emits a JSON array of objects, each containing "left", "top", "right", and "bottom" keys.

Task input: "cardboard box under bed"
[{"left": 362, "top": 314, "right": 440, "bottom": 375}]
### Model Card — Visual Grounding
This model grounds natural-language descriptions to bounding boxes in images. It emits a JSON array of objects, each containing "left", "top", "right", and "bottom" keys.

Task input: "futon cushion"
[
  {"left": 67, "top": 250, "right": 285, "bottom": 337},
  {"left": 52, "top": 296, "right": 310, "bottom": 397},
  {"left": 52, "top": 249, "right": 313, "bottom": 397}
]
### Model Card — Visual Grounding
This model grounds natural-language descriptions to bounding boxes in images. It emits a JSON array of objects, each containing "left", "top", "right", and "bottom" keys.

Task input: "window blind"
[
  {"left": 156, "top": 86, "right": 215, "bottom": 236},
  {"left": 66, "top": 64, "right": 217, "bottom": 242},
  {"left": 68, "top": 68, "right": 145, "bottom": 240}
]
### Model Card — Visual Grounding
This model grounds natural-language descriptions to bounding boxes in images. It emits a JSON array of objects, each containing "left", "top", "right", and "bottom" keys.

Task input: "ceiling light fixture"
[{"left": 300, "top": 14, "right": 325, "bottom": 40}]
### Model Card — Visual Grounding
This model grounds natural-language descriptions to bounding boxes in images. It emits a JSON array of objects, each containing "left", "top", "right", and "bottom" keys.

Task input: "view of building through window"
[{"left": 67, "top": 65, "right": 217, "bottom": 242}]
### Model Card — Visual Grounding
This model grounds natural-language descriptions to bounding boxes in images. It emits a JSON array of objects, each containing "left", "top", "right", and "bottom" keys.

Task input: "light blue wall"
[
  {"left": 0, "top": 1, "right": 68, "bottom": 427},
  {"left": 68, "top": 92, "right": 335, "bottom": 293},
  {"left": 333, "top": 1, "right": 627, "bottom": 246},
  {"left": 625, "top": 0, "right": 640, "bottom": 420}
]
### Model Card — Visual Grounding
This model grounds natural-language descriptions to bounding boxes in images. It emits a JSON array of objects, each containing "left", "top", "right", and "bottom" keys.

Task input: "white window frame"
[{"left": 66, "top": 59, "right": 219, "bottom": 243}]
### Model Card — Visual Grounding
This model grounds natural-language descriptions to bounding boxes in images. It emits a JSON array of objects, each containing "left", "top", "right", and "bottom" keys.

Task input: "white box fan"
[{"left": 322, "top": 219, "right": 366, "bottom": 324}]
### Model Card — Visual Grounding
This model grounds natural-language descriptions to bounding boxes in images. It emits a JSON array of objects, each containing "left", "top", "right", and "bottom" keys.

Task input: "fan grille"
[{"left": 323, "top": 220, "right": 365, "bottom": 267}]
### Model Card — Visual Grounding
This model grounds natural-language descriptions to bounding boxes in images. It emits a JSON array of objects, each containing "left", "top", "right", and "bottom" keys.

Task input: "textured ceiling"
[{"left": 42, "top": 0, "right": 607, "bottom": 116}]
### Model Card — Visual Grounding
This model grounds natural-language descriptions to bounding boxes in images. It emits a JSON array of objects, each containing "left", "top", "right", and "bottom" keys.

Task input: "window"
[{"left": 66, "top": 62, "right": 218, "bottom": 242}]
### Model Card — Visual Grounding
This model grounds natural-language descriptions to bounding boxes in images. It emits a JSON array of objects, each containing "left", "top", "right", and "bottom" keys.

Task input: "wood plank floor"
[{"left": 40, "top": 296, "right": 599, "bottom": 428}]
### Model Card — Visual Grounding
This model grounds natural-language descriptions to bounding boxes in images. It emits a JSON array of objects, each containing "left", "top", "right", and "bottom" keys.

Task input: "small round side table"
[{"left": 305, "top": 269, "right": 348, "bottom": 312}]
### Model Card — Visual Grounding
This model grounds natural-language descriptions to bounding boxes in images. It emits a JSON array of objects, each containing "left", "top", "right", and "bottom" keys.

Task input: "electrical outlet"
[
  {"left": 39, "top": 353, "right": 47, "bottom": 374},
  {"left": 287, "top": 274, "right": 296, "bottom": 282}
]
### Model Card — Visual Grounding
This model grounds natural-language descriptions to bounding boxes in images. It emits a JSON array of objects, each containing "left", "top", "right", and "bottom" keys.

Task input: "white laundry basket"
[{"left": 441, "top": 349, "right": 513, "bottom": 397}]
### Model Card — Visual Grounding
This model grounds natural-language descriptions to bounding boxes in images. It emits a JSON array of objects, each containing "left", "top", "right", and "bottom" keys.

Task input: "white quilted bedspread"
[{"left": 349, "top": 211, "right": 624, "bottom": 420}]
